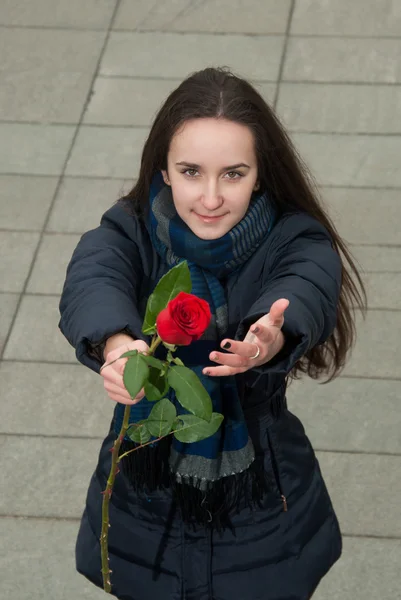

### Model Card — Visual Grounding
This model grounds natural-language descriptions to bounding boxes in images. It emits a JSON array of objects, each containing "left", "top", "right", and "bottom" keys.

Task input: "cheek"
[
  {"left": 228, "top": 185, "right": 253, "bottom": 214},
  {"left": 170, "top": 180, "right": 198, "bottom": 211}
]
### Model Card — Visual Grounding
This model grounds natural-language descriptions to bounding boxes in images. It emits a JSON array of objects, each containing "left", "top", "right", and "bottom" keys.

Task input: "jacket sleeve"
[
  {"left": 235, "top": 216, "right": 342, "bottom": 379},
  {"left": 58, "top": 204, "right": 148, "bottom": 374}
]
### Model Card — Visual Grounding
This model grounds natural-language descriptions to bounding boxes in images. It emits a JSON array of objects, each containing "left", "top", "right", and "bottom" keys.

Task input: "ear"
[
  {"left": 253, "top": 181, "right": 260, "bottom": 191},
  {"left": 161, "top": 170, "right": 170, "bottom": 186}
]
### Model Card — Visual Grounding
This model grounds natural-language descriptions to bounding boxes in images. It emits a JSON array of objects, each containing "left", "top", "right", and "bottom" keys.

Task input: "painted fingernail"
[
  {"left": 252, "top": 327, "right": 260, "bottom": 334},
  {"left": 223, "top": 342, "right": 231, "bottom": 349},
  {"left": 204, "top": 370, "right": 210, "bottom": 376},
  {"left": 212, "top": 353, "right": 218, "bottom": 360}
]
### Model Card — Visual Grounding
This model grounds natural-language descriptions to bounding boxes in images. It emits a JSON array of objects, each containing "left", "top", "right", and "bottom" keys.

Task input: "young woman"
[{"left": 59, "top": 67, "right": 366, "bottom": 600}]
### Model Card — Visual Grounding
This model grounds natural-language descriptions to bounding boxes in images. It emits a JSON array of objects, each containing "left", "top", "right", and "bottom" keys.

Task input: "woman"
[{"left": 59, "top": 67, "right": 366, "bottom": 600}]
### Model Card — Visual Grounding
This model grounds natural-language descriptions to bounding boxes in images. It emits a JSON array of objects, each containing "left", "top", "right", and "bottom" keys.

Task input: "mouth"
[{"left": 194, "top": 212, "right": 227, "bottom": 223}]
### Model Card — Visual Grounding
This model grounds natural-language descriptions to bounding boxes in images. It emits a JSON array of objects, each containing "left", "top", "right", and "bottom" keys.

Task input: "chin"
[{"left": 191, "top": 224, "right": 230, "bottom": 240}]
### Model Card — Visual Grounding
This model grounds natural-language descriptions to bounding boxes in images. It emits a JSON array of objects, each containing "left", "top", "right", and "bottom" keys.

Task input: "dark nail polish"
[
  {"left": 252, "top": 327, "right": 260, "bottom": 334},
  {"left": 223, "top": 342, "right": 231, "bottom": 349}
]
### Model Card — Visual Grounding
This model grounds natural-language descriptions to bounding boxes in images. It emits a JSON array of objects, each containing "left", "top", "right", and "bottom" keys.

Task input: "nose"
[{"left": 201, "top": 181, "right": 224, "bottom": 211}]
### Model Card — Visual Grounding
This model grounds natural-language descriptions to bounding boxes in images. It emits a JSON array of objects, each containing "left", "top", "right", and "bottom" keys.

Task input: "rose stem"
[{"left": 100, "top": 334, "right": 162, "bottom": 592}]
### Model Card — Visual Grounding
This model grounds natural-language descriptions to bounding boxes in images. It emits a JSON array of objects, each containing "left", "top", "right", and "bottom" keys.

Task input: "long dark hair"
[{"left": 119, "top": 67, "right": 366, "bottom": 381}]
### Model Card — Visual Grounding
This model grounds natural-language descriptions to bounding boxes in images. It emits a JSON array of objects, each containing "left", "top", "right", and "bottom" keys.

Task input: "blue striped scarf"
[{"left": 114, "top": 172, "right": 275, "bottom": 492}]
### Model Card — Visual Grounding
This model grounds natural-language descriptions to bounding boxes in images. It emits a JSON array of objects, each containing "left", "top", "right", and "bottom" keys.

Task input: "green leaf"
[
  {"left": 166, "top": 350, "right": 183, "bottom": 366},
  {"left": 139, "top": 354, "right": 165, "bottom": 370},
  {"left": 144, "top": 367, "right": 170, "bottom": 401},
  {"left": 162, "top": 342, "right": 177, "bottom": 352},
  {"left": 141, "top": 262, "right": 191, "bottom": 335},
  {"left": 119, "top": 349, "right": 139, "bottom": 359},
  {"left": 123, "top": 353, "right": 149, "bottom": 400},
  {"left": 146, "top": 398, "right": 177, "bottom": 438},
  {"left": 142, "top": 293, "right": 158, "bottom": 335},
  {"left": 173, "top": 413, "right": 224, "bottom": 443},
  {"left": 127, "top": 420, "right": 151, "bottom": 444},
  {"left": 167, "top": 365, "right": 212, "bottom": 421}
]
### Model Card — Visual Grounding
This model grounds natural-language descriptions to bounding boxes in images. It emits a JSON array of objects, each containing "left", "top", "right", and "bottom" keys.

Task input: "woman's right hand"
[{"left": 100, "top": 338, "right": 150, "bottom": 405}]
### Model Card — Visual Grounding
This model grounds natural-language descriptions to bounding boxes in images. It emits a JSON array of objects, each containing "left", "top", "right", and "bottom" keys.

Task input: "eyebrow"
[{"left": 175, "top": 161, "right": 251, "bottom": 170}]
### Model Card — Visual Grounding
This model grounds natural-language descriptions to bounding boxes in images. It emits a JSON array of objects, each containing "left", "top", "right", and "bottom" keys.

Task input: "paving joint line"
[
  {"left": 93, "top": 74, "right": 401, "bottom": 86},
  {"left": 1, "top": 431, "right": 400, "bottom": 457},
  {"left": 275, "top": 1, "right": 295, "bottom": 110},
  {"left": 1, "top": 22, "right": 401, "bottom": 40},
  {"left": 3, "top": 119, "right": 401, "bottom": 137},
  {"left": 0, "top": 514, "right": 399, "bottom": 540}
]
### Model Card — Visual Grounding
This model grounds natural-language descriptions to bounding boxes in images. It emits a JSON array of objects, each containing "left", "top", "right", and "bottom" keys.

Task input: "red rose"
[{"left": 156, "top": 292, "right": 211, "bottom": 346}]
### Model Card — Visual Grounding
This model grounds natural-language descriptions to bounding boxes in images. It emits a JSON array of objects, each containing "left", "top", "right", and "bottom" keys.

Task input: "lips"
[{"left": 194, "top": 212, "right": 226, "bottom": 222}]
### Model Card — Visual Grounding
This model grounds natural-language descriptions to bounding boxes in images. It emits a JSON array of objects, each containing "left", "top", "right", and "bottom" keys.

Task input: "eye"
[
  {"left": 225, "top": 171, "right": 242, "bottom": 179},
  {"left": 182, "top": 168, "right": 199, "bottom": 177}
]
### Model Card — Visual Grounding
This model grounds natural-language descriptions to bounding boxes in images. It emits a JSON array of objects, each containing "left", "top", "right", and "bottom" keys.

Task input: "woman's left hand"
[{"left": 203, "top": 298, "right": 289, "bottom": 377}]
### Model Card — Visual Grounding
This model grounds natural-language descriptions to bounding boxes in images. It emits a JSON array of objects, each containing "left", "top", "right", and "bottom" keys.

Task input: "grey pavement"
[{"left": 0, "top": 1, "right": 400, "bottom": 599}]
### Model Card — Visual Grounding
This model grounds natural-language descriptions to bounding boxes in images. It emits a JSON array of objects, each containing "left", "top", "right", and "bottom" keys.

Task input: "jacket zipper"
[{"left": 266, "top": 427, "right": 288, "bottom": 512}]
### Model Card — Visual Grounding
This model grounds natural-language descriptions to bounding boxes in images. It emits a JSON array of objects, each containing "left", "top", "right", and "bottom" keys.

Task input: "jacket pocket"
[{"left": 265, "top": 426, "right": 288, "bottom": 512}]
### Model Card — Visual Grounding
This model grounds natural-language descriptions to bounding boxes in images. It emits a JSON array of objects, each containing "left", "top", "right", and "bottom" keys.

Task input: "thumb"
[{"left": 268, "top": 298, "right": 289, "bottom": 328}]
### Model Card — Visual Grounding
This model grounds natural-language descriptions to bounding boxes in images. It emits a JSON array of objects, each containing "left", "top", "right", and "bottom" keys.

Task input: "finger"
[
  {"left": 104, "top": 380, "right": 145, "bottom": 401},
  {"left": 209, "top": 349, "right": 250, "bottom": 369},
  {"left": 268, "top": 298, "right": 289, "bottom": 328},
  {"left": 247, "top": 323, "right": 275, "bottom": 346},
  {"left": 107, "top": 392, "right": 143, "bottom": 405},
  {"left": 101, "top": 365, "right": 126, "bottom": 388},
  {"left": 203, "top": 364, "right": 244, "bottom": 377},
  {"left": 100, "top": 357, "right": 128, "bottom": 380}
]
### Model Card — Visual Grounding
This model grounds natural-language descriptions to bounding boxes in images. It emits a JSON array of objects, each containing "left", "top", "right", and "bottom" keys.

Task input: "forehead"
[{"left": 169, "top": 118, "right": 255, "bottom": 159}]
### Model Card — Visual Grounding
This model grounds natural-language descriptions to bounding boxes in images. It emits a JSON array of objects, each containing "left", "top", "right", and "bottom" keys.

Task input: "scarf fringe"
[{"left": 118, "top": 435, "right": 273, "bottom": 534}]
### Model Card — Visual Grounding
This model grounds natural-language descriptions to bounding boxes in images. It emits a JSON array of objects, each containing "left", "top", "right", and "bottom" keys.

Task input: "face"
[{"left": 161, "top": 118, "right": 259, "bottom": 240}]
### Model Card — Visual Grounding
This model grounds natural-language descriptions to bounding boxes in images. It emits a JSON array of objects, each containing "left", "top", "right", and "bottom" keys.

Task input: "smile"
[{"left": 194, "top": 212, "right": 227, "bottom": 223}]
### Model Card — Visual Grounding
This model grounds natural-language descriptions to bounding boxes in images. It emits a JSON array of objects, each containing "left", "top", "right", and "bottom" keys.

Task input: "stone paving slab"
[
  {"left": 321, "top": 187, "right": 401, "bottom": 246},
  {"left": 0, "top": 293, "right": 19, "bottom": 355},
  {"left": 313, "top": 536, "right": 401, "bottom": 600},
  {"left": 352, "top": 246, "right": 401, "bottom": 273},
  {"left": 0, "top": 232, "right": 40, "bottom": 293},
  {"left": 0, "top": 124, "right": 75, "bottom": 175},
  {"left": 292, "top": 133, "right": 401, "bottom": 187},
  {"left": 316, "top": 451, "right": 401, "bottom": 537},
  {"left": 0, "top": 517, "right": 106, "bottom": 600},
  {"left": 100, "top": 32, "right": 284, "bottom": 80},
  {"left": 0, "top": 436, "right": 101, "bottom": 518},
  {"left": 276, "top": 83, "right": 401, "bottom": 134},
  {"left": 0, "top": 0, "right": 116, "bottom": 28},
  {"left": 46, "top": 177, "right": 130, "bottom": 233},
  {"left": 284, "top": 38, "right": 401, "bottom": 83},
  {"left": 291, "top": 0, "right": 401, "bottom": 37},
  {"left": 363, "top": 273, "right": 401, "bottom": 310},
  {"left": 114, "top": 0, "right": 291, "bottom": 34},
  {"left": 343, "top": 311, "right": 401, "bottom": 379},
  {"left": 0, "top": 28, "right": 106, "bottom": 123},
  {"left": 3, "top": 295, "right": 77, "bottom": 363},
  {"left": 0, "top": 175, "right": 58, "bottom": 231},
  {"left": 84, "top": 77, "right": 180, "bottom": 126},
  {"left": 26, "top": 234, "right": 82, "bottom": 295},
  {"left": 288, "top": 377, "right": 401, "bottom": 454},
  {"left": 0, "top": 362, "right": 111, "bottom": 437},
  {"left": 65, "top": 126, "right": 149, "bottom": 177}
]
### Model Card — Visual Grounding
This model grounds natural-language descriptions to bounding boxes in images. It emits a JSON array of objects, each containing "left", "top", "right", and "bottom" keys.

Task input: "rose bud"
[{"left": 156, "top": 292, "right": 211, "bottom": 346}]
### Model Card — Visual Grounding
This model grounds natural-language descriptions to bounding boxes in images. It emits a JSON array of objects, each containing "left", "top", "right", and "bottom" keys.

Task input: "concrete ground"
[{"left": 0, "top": 1, "right": 400, "bottom": 598}]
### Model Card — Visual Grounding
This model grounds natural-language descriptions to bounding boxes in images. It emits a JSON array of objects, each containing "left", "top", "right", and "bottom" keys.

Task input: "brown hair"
[{"left": 119, "top": 67, "right": 366, "bottom": 381}]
